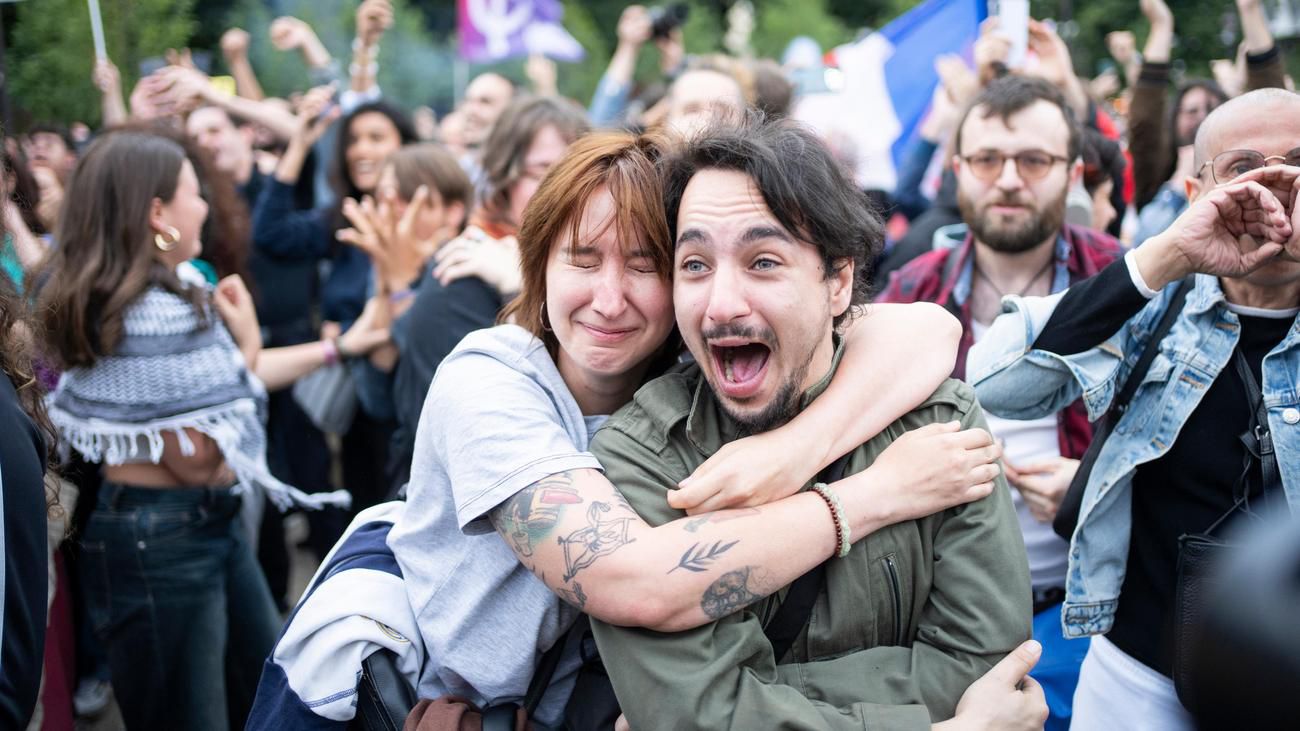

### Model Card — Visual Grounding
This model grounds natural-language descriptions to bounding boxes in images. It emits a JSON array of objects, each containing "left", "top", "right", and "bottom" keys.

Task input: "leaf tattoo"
[{"left": 668, "top": 539, "right": 740, "bottom": 574}]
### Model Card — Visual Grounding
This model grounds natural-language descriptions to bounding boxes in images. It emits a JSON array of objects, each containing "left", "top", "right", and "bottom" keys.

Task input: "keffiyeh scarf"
[{"left": 47, "top": 280, "right": 350, "bottom": 512}]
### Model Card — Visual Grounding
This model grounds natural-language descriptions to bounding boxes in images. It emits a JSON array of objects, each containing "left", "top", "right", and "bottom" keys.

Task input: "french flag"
[{"left": 798, "top": 0, "right": 987, "bottom": 192}]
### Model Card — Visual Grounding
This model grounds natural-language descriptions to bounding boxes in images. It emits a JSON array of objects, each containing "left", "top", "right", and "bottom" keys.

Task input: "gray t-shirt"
[{"left": 387, "top": 325, "right": 606, "bottom": 726}]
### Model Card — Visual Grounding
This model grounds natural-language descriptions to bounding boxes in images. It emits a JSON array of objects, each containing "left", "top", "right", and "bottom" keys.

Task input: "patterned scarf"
[{"left": 47, "top": 279, "right": 349, "bottom": 512}]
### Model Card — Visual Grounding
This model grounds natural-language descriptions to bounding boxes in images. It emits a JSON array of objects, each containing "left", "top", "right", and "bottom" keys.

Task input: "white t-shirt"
[
  {"left": 387, "top": 325, "right": 606, "bottom": 726},
  {"left": 972, "top": 320, "right": 1069, "bottom": 591}
]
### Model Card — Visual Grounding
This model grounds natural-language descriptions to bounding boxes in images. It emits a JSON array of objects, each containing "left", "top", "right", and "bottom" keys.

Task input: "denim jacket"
[
  {"left": 967, "top": 274, "right": 1300, "bottom": 638},
  {"left": 1131, "top": 183, "right": 1187, "bottom": 248}
]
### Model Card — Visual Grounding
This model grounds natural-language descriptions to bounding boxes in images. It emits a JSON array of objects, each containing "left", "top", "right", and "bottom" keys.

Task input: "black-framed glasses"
[
  {"left": 960, "top": 150, "right": 1071, "bottom": 182},
  {"left": 1198, "top": 148, "right": 1300, "bottom": 184}
]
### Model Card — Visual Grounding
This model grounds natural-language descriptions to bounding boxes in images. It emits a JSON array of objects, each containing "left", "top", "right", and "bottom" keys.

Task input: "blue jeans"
[
  {"left": 1032, "top": 601, "right": 1091, "bottom": 731},
  {"left": 79, "top": 482, "right": 281, "bottom": 730}
]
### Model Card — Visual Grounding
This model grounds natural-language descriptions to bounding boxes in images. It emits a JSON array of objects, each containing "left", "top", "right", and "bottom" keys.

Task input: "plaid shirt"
[{"left": 876, "top": 223, "right": 1123, "bottom": 460}]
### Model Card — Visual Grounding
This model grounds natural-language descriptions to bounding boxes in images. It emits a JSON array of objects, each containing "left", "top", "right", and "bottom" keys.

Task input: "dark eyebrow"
[
  {"left": 570, "top": 245, "right": 599, "bottom": 256},
  {"left": 741, "top": 226, "right": 795, "bottom": 245},
  {"left": 676, "top": 228, "right": 708, "bottom": 246}
]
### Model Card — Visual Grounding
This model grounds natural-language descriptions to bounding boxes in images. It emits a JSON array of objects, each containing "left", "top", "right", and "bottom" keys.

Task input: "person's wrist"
[
  {"left": 838, "top": 468, "right": 893, "bottom": 537},
  {"left": 350, "top": 61, "right": 379, "bottom": 78},
  {"left": 335, "top": 334, "right": 356, "bottom": 360},
  {"left": 320, "top": 337, "right": 340, "bottom": 365},
  {"left": 810, "top": 483, "right": 851, "bottom": 558},
  {"left": 1134, "top": 231, "right": 1191, "bottom": 290},
  {"left": 387, "top": 287, "right": 415, "bottom": 307}
]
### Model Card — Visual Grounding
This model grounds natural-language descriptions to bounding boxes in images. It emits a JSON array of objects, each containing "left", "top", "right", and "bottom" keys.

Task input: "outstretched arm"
[
  {"left": 220, "top": 29, "right": 266, "bottom": 100},
  {"left": 670, "top": 301, "right": 961, "bottom": 513},
  {"left": 429, "top": 341, "right": 992, "bottom": 633},
  {"left": 486, "top": 417, "right": 996, "bottom": 632}
]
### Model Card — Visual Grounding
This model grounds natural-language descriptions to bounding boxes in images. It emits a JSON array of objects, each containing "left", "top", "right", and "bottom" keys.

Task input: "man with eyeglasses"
[
  {"left": 878, "top": 75, "right": 1123, "bottom": 731},
  {"left": 968, "top": 87, "right": 1300, "bottom": 730}
]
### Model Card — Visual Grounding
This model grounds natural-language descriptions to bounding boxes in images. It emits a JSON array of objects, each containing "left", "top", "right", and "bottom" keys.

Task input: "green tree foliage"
[
  {"left": 751, "top": 0, "right": 853, "bottom": 60},
  {"left": 224, "top": 0, "right": 454, "bottom": 108},
  {"left": 10, "top": 0, "right": 196, "bottom": 126},
  {"left": 1032, "top": 0, "right": 1246, "bottom": 80}
]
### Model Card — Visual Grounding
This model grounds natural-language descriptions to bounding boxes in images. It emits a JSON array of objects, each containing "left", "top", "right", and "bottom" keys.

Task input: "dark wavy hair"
[
  {"left": 329, "top": 101, "right": 418, "bottom": 231},
  {"left": 37, "top": 131, "right": 205, "bottom": 369},
  {"left": 953, "top": 75, "right": 1082, "bottom": 163},
  {"left": 125, "top": 121, "right": 252, "bottom": 284},
  {"left": 2, "top": 146, "right": 46, "bottom": 235},
  {"left": 0, "top": 153, "right": 59, "bottom": 512},
  {"left": 661, "top": 111, "right": 884, "bottom": 327}
]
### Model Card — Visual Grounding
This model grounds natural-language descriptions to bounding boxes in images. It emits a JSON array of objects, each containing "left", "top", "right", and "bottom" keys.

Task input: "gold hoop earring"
[
  {"left": 154, "top": 225, "right": 181, "bottom": 252},
  {"left": 541, "top": 303, "right": 553, "bottom": 332}
]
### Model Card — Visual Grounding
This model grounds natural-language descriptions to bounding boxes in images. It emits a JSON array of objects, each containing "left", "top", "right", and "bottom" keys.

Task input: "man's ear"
[
  {"left": 447, "top": 200, "right": 467, "bottom": 233},
  {"left": 829, "top": 257, "right": 855, "bottom": 318},
  {"left": 1068, "top": 158, "right": 1084, "bottom": 187},
  {"left": 1184, "top": 172, "right": 1205, "bottom": 202}
]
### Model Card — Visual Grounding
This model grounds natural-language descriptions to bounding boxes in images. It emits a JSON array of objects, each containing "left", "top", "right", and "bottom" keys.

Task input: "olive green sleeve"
[
  {"left": 589, "top": 425, "right": 934, "bottom": 731},
  {"left": 788, "top": 400, "right": 1033, "bottom": 720}
]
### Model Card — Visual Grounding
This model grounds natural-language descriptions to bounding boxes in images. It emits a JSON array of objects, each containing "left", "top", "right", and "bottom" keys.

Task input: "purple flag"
[{"left": 458, "top": 0, "right": 585, "bottom": 63}]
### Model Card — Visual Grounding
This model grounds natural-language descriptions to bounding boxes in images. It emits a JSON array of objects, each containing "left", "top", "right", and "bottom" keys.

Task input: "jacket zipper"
[{"left": 884, "top": 555, "right": 904, "bottom": 646}]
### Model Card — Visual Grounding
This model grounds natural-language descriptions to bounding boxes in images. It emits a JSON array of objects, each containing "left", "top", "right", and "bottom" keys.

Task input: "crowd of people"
[{"left": 1, "top": 0, "right": 1298, "bottom": 729}]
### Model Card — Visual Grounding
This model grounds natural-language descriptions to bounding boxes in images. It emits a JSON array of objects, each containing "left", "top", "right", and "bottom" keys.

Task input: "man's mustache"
[{"left": 701, "top": 324, "right": 777, "bottom": 346}]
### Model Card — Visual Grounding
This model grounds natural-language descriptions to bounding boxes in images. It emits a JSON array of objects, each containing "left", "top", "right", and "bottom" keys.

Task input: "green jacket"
[{"left": 588, "top": 351, "right": 1031, "bottom": 731}]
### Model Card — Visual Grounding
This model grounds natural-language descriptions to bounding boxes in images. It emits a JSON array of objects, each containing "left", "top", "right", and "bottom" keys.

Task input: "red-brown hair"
[{"left": 501, "top": 130, "right": 677, "bottom": 361}]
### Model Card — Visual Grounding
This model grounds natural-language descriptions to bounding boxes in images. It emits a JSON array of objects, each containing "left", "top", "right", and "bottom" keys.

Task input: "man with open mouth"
[{"left": 587, "top": 113, "right": 1041, "bottom": 731}]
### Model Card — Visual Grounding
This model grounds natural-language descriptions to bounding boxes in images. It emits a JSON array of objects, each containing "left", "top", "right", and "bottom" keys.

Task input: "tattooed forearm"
[
  {"left": 700, "top": 566, "right": 762, "bottom": 619},
  {"left": 682, "top": 507, "right": 761, "bottom": 533},
  {"left": 488, "top": 471, "right": 583, "bottom": 558},
  {"left": 556, "top": 582, "right": 588, "bottom": 611},
  {"left": 558, "top": 501, "right": 636, "bottom": 582},
  {"left": 668, "top": 539, "right": 739, "bottom": 574}
]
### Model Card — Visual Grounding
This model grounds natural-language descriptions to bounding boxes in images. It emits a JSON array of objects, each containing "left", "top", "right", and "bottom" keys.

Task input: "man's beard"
[
  {"left": 703, "top": 327, "right": 816, "bottom": 437},
  {"left": 958, "top": 186, "right": 1067, "bottom": 254}
]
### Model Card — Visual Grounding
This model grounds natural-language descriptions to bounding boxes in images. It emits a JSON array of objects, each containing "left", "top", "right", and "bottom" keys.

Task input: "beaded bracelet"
[
  {"left": 811, "top": 482, "right": 852, "bottom": 558},
  {"left": 387, "top": 287, "right": 415, "bottom": 306},
  {"left": 320, "top": 337, "right": 340, "bottom": 366}
]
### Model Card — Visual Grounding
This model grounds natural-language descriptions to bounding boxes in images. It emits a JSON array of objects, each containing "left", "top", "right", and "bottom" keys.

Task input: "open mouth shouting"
[{"left": 708, "top": 335, "right": 772, "bottom": 400}]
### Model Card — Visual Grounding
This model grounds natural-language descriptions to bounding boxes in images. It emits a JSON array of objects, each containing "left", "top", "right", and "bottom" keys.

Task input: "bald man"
[
  {"left": 664, "top": 68, "right": 745, "bottom": 136},
  {"left": 969, "top": 88, "right": 1300, "bottom": 730},
  {"left": 461, "top": 72, "right": 516, "bottom": 148}
]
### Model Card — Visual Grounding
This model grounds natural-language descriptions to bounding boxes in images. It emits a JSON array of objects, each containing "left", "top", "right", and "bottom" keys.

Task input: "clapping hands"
[{"left": 337, "top": 187, "right": 439, "bottom": 293}]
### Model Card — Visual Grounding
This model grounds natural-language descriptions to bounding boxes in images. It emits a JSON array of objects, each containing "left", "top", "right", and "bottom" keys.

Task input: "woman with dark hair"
[
  {"left": 253, "top": 91, "right": 416, "bottom": 328},
  {"left": 250, "top": 90, "right": 413, "bottom": 535},
  {"left": 37, "top": 130, "right": 380, "bottom": 730},
  {"left": 127, "top": 120, "right": 253, "bottom": 285},
  {"left": 2, "top": 146, "right": 46, "bottom": 235}
]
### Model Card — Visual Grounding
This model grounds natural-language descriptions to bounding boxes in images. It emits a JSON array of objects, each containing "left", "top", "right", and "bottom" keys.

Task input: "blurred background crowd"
[{"left": 2, "top": 0, "right": 1299, "bottom": 729}]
